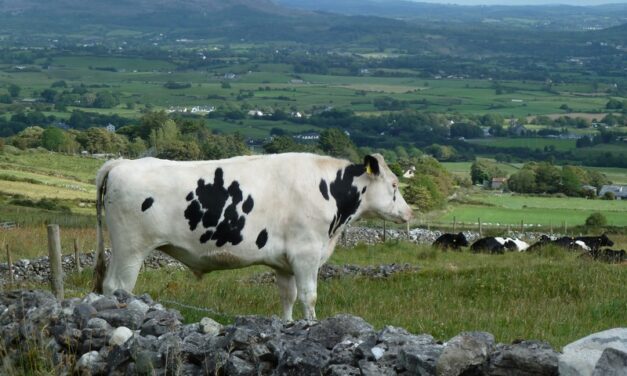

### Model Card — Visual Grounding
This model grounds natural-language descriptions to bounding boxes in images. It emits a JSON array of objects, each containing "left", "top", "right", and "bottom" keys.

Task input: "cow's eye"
[{"left": 392, "top": 182, "right": 398, "bottom": 189}]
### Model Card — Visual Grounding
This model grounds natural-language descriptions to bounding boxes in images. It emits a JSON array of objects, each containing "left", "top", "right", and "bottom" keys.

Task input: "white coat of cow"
[{"left": 93, "top": 153, "right": 413, "bottom": 320}]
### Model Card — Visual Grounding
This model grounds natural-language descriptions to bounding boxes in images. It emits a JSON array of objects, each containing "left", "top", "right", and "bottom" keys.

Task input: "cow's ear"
[{"left": 364, "top": 155, "right": 380, "bottom": 176}]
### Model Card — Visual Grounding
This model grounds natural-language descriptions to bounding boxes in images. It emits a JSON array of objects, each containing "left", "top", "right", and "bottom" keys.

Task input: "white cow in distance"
[{"left": 93, "top": 153, "right": 413, "bottom": 321}]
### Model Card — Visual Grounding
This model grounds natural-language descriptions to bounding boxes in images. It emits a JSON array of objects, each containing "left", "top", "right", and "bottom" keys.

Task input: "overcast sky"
[{"left": 411, "top": 0, "right": 627, "bottom": 5}]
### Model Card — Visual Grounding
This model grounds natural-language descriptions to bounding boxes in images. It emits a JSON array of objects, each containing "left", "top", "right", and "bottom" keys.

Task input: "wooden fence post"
[
  {"left": 520, "top": 220, "right": 524, "bottom": 233},
  {"left": 453, "top": 216, "right": 457, "bottom": 233},
  {"left": 563, "top": 221, "right": 567, "bottom": 235},
  {"left": 383, "top": 220, "right": 387, "bottom": 242},
  {"left": 74, "top": 238, "right": 82, "bottom": 272},
  {"left": 549, "top": 221, "right": 553, "bottom": 236},
  {"left": 47, "top": 224, "right": 64, "bottom": 300},
  {"left": 478, "top": 218, "right": 482, "bottom": 237},
  {"left": 6, "top": 243, "right": 13, "bottom": 285},
  {"left": 406, "top": 222, "right": 410, "bottom": 240}
]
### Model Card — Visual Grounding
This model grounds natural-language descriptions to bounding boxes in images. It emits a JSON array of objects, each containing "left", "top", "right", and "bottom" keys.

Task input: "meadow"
[
  {"left": 1, "top": 54, "right": 621, "bottom": 141},
  {"left": 4, "top": 240, "right": 626, "bottom": 350}
]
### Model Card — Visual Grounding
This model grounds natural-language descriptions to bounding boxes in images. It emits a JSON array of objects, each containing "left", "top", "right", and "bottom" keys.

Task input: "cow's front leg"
[
  {"left": 275, "top": 272, "right": 296, "bottom": 321},
  {"left": 293, "top": 262, "right": 319, "bottom": 320}
]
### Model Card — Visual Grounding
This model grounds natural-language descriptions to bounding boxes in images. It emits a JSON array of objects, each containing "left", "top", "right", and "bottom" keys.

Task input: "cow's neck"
[{"left": 326, "top": 163, "right": 368, "bottom": 238}]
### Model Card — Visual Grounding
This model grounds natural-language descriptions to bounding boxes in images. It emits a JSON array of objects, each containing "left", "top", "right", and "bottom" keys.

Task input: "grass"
[{"left": 7, "top": 240, "right": 625, "bottom": 350}]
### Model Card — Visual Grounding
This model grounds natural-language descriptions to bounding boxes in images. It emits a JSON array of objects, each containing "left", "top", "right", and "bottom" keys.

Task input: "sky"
[{"left": 410, "top": 0, "right": 627, "bottom": 5}]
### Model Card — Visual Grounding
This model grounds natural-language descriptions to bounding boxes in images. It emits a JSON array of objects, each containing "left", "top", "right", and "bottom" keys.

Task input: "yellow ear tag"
[{"left": 366, "top": 164, "right": 372, "bottom": 175}]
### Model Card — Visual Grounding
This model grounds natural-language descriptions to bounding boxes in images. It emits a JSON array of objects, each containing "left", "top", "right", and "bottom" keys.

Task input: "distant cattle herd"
[{"left": 432, "top": 232, "right": 625, "bottom": 263}]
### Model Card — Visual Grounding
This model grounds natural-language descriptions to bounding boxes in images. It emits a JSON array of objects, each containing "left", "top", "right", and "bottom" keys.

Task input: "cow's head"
[
  {"left": 601, "top": 233, "right": 614, "bottom": 247},
  {"left": 360, "top": 154, "right": 413, "bottom": 224},
  {"left": 455, "top": 232, "right": 469, "bottom": 246}
]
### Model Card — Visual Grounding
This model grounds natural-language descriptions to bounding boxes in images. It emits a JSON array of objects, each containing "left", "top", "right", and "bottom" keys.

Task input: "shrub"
[{"left": 585, "top": 212, "right": 607, "bottom": 228}]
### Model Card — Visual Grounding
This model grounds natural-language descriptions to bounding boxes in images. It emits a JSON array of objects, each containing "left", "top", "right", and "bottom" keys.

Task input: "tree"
[
  {"left": 156, "top": 140, "right": 201, "bottom": 160},
  {"left": 534, "top": 162, "right": 561, "bottom": 193},
  {"left": 11, "top": 126, "right": 44, "bottom": 149},
  {"left": 41, "top": 127, "right": 66, "bottom": 151},
  {"left": 560, "top": 166, "right": 584, "bottom": 196},
  {"left": 93, "top": 91, "right": 119, "bottom": 108},
  {"left": 263, "top": 136, "right": 308, "bottom": 154},
  {"left": 470, "top": 160, "right": 506, "bottom": 185},
  {"left": 606, "top": 98, "right": 624, "bottom": 110},
  {"left": 8, "top": 84, "right": 20, "bottom": 98},
  {"left": 318, "top": 128, "right": 359, "bottom": 162},
  {"left": 507, "top": 169, "right": 536, "bottom": 193}
]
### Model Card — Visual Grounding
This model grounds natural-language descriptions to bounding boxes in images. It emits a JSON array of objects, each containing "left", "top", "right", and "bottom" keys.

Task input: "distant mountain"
[
  {"left": 277, "top": 0, "right": 627, "bottom": 29},
  {"left": 0, "top": 0, "right": 283, "bottom": 16}
]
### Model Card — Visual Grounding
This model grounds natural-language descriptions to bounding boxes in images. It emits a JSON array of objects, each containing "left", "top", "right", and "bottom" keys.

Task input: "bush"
[{"left": 585, "top": 212, "right": 607, "bottom": 228}]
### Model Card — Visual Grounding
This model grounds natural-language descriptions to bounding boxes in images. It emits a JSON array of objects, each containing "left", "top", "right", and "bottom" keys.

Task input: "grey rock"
[
  {"left": 560, "top": 328, "right": 627, "bottom": 376},
  {"left": 76, "top": 350, "right": 107, "bottom": 376},
  {"left": 110, "top": 326, "right": 133, "bottom": 346},
  {"left": 126, "top": 299, "right": 150, "bottom": 316},
  {"left": 91, "top": 296, "right": 119, "bottom": 311},
  {"left": 358, "top": 359, "right": 396, "bottom": 376},
  {"left": 489, "top": 340, "right": 558, "bottom": 376},
  {"left": 436, "top": 331, "right": 495, "bottom": 376},
  {"left": 276, "top": 339, "right": 331, "bottom": 375},
  {"left": 200, "top": 316, "right": 223, "bottom": 336},
  {"left": 398, "top": 340, "right": 444, "bottom": 376},
  {"left": 330, "top": 340, "right": 359, "bottom": 365},
  {"left": 226, "top": 354, "right": 256, "bottom": 376},
  {"left": 87, "top": 317, "right": 111, "bottom": 330},
  {"left": 97, "top": 308, "right": 144, "bottom": 330},
  {"left": 140, "top": 309, "right": 182, "bottom": 337},
  {"left": 80, "top": 327, "right": 110, "bottom": 353},
  {"left": 113, "top": 289, "right": 133, "bottom": 304},
  {"left": 325, "top": 364, "right": 361, "bottom": 376},
  {"left": 73, "top": 303, "right": 97, "bottom": 329},
  {"left": 308, "top": 314, "right": 375, "bottom": 350},
  {"left": 592, "top": 347, "right": 627, "bottom": 376}
]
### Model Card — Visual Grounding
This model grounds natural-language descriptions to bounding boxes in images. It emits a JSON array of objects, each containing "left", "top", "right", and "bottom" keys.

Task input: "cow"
[
  {"left": 92, "top": 153, "right": 413, "bottom": 321},
  {"left": 470, "top": 237, "right": 518, "bottom": 254},
  {"left": 574, "top": 234, "right": 614, "bottom": 251},
  {"left": 526, "top": 235, "right": 552, "bottom": 252},
  {"left": 592, "top": 249, "right": 626, "bottom": 263},
  {"left": 432, "top": 232, "right": 469, "bottom": 251}
]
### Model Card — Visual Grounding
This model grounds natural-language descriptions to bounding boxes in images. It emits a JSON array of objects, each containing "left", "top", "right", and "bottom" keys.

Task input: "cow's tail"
[{"left": 92, "top": 159, "right": 125, "bottom": 294}]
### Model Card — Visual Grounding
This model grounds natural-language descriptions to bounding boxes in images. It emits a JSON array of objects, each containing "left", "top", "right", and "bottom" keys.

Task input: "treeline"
[{"left": 471, "top": 159, "right": 610, "bottom": 197}]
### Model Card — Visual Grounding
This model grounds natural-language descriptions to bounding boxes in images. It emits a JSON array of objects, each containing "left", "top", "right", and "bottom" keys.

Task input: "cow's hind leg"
[
  {"left": 275, "top": 272, "right": 297, "bottom": 321},
  {"left": 103, "top": 237, "right": 156, "bottom": 295}
]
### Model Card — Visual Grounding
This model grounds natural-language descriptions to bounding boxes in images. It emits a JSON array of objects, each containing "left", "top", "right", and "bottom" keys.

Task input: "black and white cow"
[
  {"left": 526, "top": 235, "right": 553, "bottom": 252},
  {"left": 588, "top": 248, "right": 626, "bottom": 263},
  {"left": 470, "top": 237, "right": 518, "bottom": 254},
  {"left": 575, "top": 234, "right": 614, "bottom": 251},
  {"left": 432, "top": 232, "right": 469, "bottom": 251},
  {"left": 93, "top": 153, "right": 413, "bottom": 321}
]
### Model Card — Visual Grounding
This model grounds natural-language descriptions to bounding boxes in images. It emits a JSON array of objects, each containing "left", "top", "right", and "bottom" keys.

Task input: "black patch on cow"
[
  {"left": 184, "top": 168, "right": 254, "bottom": 247},
  {"left": 319, "top": 179, "right": 329, "bottom": 201},
  {"left": 242, "top": 195, "right": 254, "bottom": 214},
  {"left": 141, "top": 197, "right": 154, "bottom": 212},
  {"left": 184, "top": 200, "right": 203, "bottom": 231},
  {"left": 328, "top": 164, "right": 366, "bottom": 237},
  {"left": 256, "top": 229, "right": 268, "bottom": 249},
  {"left": 208, "top": 182, "right": 245, "bottom": 247},
  {"left": 199, "top": 230, "right": 214, "bottom": 244},
  {"left": 361, "top": 187, "right": 367, "bottom": 194}
]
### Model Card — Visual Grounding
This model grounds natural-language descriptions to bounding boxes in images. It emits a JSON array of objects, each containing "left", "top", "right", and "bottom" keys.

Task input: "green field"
[
  {"left": 466, "top": 137, "right": 577, "bottom": 151},
  {"left": 437, "top": 191, "right": 627, "bottom": 229}
]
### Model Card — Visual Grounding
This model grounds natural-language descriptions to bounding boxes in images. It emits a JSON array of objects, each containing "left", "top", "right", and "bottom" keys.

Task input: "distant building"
[
  {"left": 224, "top": 73, "right": 237, "bottom": 80},
  {"left": 294, "top": 132, "right": 320, "bottom": 141},
  {"left": 509, "top": 123, "right": 528, "bottom": 136},
  {"left": 491, "top": 177, "right": 507, "bottom": 190},
  {"left": 248, "top": 110, "right": 264, "bottom": 117},
  {"left": 403, "top": 166, "right": 416, "bottom": 179},
  {"left": 105, "top": 123, "right": 116, "bottom": 133},
  {"left": 598, "top": 185, "right": 627, "bottom": 200}
]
